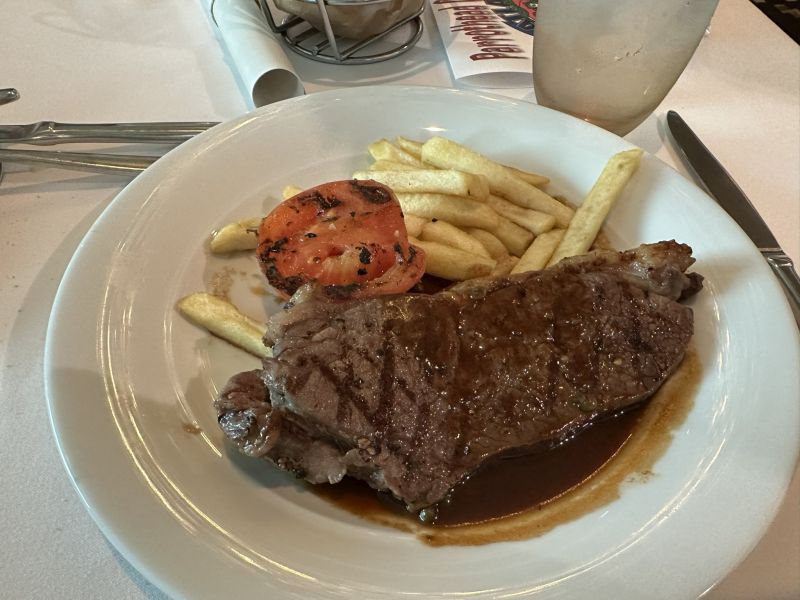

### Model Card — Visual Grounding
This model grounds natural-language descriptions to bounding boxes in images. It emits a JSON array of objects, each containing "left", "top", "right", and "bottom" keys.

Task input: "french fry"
[
  {"left": 421, "top": 137, "right": 573, "bottom": 227},
  {"left": 395, "top": 136, "right": 424, "bottom": 159},
  {"left": 512, "top": 229, "right": 565, "bottom": 274},
  {"left": 282, "top": 184, "right": 304, "bottom": 200},
  {"left": 462, "top": 228, "right": 508, "bottom": 259},
  {"left": 353, "top": 169, "right": 489, "bottom": 200},
  {"left": 485, "top": 215, "right": 534, "bottom": 257},
  {"left": 396, "top": 137, "right": 551, "bottom": 186},
  {"left": 504, "top": 165, "right": 550, "bottom": 187},
  {"left": 547, "top": 149, "right": 643, "bottom": 266},
  {"left": 404, "top": 214, "right": 428, "bottom": 238},
  {"left": 410, "top": 237, "right": 496, "bottom": 281},
  {"left": 486, "top": 194, "right": 557, "bottom": 235},
  {"left": 491, "top": 255, "right": 519, "bottom": 277},
  {"left": 369, "top": 159, "right": 418, "bottom": 172},
  {"left": 397, "top": 193, "right": 499, "bottom": 230},
  {"left": 368, "top": 139, "right": 426, "bottom": 168},
  {"left": 421, "top": 220, "right": 490, "bottom": 258},
  {"left": 176, "top": 293, "right": 271, "bottom": 359},
  {"left": 209, "top": 217, "right": 262, "bottom": 253}
]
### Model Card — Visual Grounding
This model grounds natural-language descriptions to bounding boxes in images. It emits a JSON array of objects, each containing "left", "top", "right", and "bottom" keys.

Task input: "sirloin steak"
[{"left": 215, "top": 241, "right": 702, "bottom": 513}]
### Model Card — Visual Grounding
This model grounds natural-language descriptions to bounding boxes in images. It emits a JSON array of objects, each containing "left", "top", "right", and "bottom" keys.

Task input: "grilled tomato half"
[{"left": 257, "top": 180, "right": 425, "bottom": 299}]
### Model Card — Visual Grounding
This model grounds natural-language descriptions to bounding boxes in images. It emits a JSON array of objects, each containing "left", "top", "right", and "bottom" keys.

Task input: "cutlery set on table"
[{"left": 0, "top": 97, "right": 215, "bottom": 175}]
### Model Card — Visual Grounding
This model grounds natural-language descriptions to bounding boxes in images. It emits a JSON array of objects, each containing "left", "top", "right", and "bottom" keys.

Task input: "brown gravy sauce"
[{"left": 310, "top": 348, "right": 701, "bottom": 546}]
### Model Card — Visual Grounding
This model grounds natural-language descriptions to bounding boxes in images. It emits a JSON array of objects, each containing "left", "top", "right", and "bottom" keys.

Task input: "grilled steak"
[{"left": 216, "top": 241, "right": 702, "bottom": 513}]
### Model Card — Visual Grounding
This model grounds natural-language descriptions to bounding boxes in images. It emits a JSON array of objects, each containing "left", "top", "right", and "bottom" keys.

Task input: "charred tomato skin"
[{"left": 257, "top": 180, "right": 425, "bottom": 299}]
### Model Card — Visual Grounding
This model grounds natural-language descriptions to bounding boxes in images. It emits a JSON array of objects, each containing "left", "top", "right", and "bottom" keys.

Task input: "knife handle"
[{"left": 763, "top": 250, "right": 800, "bottom": 326}]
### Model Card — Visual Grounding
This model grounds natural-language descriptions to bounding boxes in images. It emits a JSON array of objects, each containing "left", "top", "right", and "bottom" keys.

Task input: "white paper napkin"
[
  {"left": 427, "top": 0, "right": 534, "bottom": 88},
  {"left": 207, "top": 0, "right": 305, "bottom": 106}
]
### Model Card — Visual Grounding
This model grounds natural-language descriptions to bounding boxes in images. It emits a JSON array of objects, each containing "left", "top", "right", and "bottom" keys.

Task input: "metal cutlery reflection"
[
  {"left": 0, "top": 88, "right": 20, "bottom": 106},
  {"left": 0, "top": 120, "right": 218, "bottom": 180},
  {"left": 0, "top": 148, "right": 158, "bottom": 175},
  {"left": 0, "top": 120, "right": 218, "bottom": 145},
  {"left": 667, "top": 110, "right": 800, "bottom": 324}
]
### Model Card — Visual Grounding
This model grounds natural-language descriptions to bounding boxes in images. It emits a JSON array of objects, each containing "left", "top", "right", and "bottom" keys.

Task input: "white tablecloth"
[{"left": 1, "top": 0, "right": 797, "bottom": 598}]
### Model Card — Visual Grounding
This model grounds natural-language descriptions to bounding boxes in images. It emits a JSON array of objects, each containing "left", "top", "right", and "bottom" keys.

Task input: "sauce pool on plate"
[{"left": 310, "top": 348, "right": 701, "bottom": 546}]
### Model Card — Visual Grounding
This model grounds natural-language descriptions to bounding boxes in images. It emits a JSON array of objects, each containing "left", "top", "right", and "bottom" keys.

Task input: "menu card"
[{"left": 427, "top": 0, "right": 535, "bottom": 88}]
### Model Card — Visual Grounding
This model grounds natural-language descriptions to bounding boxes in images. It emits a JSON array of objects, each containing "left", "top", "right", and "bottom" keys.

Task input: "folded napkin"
[
  {"left": 428, "top": 0, "right": 534, "bottom": 88},
  {"left": 206, "top": 0, "right": 305, "bottom": 106}
]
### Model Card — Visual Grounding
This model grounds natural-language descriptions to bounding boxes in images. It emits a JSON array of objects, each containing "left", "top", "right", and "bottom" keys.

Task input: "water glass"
[{"left": 532, "top": 0, "right": 719, "bottom": 136}]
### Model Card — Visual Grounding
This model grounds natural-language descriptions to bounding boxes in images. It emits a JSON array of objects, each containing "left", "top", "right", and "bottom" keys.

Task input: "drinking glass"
[{"left": 532, "top": 0, "right": 719, "bottom": 136}]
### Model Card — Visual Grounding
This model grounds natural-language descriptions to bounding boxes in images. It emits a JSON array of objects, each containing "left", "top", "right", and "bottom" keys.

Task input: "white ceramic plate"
[{"left": 45, "top": 87, "right": 799, "bottom": 599}]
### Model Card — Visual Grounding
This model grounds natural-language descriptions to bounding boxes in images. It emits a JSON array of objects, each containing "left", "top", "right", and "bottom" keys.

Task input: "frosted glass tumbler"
[{"left": 533, "top": 0, "right": 719, "bottom": 136}]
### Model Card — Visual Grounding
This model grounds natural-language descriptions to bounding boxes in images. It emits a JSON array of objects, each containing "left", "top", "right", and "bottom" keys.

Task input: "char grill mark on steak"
[{"left": 216, "top": 241, "right": 702, "bottom": 512}]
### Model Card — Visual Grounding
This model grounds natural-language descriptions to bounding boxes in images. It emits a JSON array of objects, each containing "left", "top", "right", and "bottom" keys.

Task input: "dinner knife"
[
  {"left": 0, "top": 120, "right": 218, "bottom": 145},
  {"left": 667, "top": 110, "right": 800, "bottom": 321}
]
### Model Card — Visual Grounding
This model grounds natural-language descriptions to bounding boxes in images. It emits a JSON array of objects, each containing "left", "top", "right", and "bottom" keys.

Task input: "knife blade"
[{"left": 667, "top": 110, "right": 800, "bottom": 322}]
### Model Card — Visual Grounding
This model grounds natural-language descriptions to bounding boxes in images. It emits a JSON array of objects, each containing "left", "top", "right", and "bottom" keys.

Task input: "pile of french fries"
[
  {"left": 357, "top": 136, "right": 641, "bottom": 279},
  {"left": 178, "top": 137, "right": 643, "bottom": 357}
]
